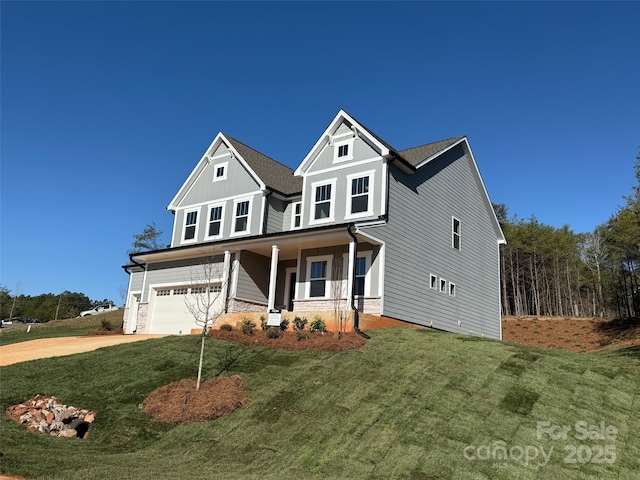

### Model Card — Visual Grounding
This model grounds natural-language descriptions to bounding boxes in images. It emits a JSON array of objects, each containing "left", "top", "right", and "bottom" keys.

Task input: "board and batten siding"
[
  {"left": 369, "top": 144, "right": 502, "bottom": 339},
  {"left": 308, "top": 132, "right": 381, "bottom": 172},
  {"left": 265, "top": 196, "right": 286, "bottom": 234}
]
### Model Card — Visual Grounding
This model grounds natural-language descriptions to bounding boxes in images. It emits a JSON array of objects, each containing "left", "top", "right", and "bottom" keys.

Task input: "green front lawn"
[{"left": 1, "top": 327, "right": 638, "bottom": 479}]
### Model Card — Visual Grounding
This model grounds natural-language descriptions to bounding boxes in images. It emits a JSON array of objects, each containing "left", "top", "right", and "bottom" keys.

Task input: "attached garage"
[{"left": 148, "top": 284, "right": 223, "bottom": 334}]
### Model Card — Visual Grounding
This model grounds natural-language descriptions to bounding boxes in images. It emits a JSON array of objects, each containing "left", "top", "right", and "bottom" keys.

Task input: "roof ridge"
[{"left": 223, "top": 133, "right": 295, "bottom": 174}]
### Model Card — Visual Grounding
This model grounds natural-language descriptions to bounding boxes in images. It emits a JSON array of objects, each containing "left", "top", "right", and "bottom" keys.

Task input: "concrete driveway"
[{"left": 0, "top": 335, "right": 168, "bottom": 366}]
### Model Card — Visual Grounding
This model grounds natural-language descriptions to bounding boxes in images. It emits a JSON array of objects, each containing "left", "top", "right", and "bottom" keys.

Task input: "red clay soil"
[
  {"left": 502, "top": 316, "right": 640, "bottom": 352},
  {"left": 143, "top": 375, "right": 247, "bottom": 424},
  {"left": 209, "top": 328, "right": 366, "bottom": 351}
]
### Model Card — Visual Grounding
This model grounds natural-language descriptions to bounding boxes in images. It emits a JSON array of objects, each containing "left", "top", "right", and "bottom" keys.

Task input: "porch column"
[
  {"left": 221, "top": 250, "right": 231, "bottom": 312},
  {"left": 267, "top": 245, "right": 279, "bottom": 310},
  {"left": 347, "top": 236, "right": 356, "bottom": 304}
]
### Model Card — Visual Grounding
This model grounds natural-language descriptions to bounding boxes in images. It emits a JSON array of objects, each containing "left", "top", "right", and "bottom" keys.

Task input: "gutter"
[{"left": 347, "top": 224, "right": 370, "bottom": 339}]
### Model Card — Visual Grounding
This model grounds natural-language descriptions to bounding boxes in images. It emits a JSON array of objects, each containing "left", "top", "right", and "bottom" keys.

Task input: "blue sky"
[{"left": 1, "top": 1, "right": 639, "bottom": 303}]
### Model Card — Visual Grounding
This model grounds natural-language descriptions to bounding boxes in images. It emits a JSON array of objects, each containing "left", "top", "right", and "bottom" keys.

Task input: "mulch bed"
[
  {"left": 143, "top": 375, "right": 247, "bottom": 424},
  {"left": 502, "top": 316, "right": 640, "bottom": 352},
  {"left": 209, "top": 328, "right": 366, "bottom": 351}
]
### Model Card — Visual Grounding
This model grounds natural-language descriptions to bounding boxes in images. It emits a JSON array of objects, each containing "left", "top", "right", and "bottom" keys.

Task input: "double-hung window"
[
  {"left": 234, "top": 199, "right": 250, "bottom": 234},
  {"left": 291, "top": 201, "right": 302, "bottom": 229},
  {"left": 346, "top": 171, "right": 374, "bottom": 219},
  {"left": 306, "top": 255, "right": 332, "bottom": 298},
  {"left": 310, "top": 179, "right": 336, "bottom": 224},
  {"left": 355, "top": 257, "right": 367, "bottom": 296},
  {"left": 452, "top": 217, "right": 461, "bottom": 250},
  {"left": 206, "top": 204, "right": 224, "bottom": 239},
  {"left": 183, "top": 209, "right": 199, "bottom": 242}
]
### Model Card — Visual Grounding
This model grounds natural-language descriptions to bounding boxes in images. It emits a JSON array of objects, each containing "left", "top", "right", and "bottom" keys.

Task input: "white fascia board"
[
  {"left": 222, "top": 133, "right": 267, "bottom": 191},
  {"left": 294, "top": 109, "right": 391, "bottom": 177},
  {"left": 167, "top": 132, "right": 227, "bottom": 211}
]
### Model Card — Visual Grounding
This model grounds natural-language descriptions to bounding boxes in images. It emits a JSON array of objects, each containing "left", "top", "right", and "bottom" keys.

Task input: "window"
[
  {"left": 212, "top": 161, "right": 228, "bottom": 182},
  {"left": 207, "top": 205, "right": 223, "bottom": 238},
  {"left": 452, "top": 217, "right": 461, "bottom": 250},
  {"left": 430, "top": 274, "right": 437, "bottom": 290},
  {"left": 333, "top": 139, "right": 353, "bottom": 163},
  {"left": 234, "top": 200, "right": 250, "bottom": 233},
  {"left": 173, "top": 288, "right": 188, "bottom": 295},
  {"left": 440, "top": 278, "right": 447, "bottom": 293},
  {"left": 449, "top": 282, "right": 456, "bottom": 297},
  {"left": 310, "top": 179, "right": 336, "bottom": 224},
  {"left": 351, "top": 176, "right": 369, "bottom": 214},
  {"left": 183, "top": 210, "right": 198, "bottom": 242},
  {"left": 338, "top": 144, "right": 349, "bottom": 158},
  {"left": 310, "top": 261, "right": 328, "bottom": 297},
  {"left": 306, "top": 255, "right": 333, "bottom": 298},
  {"left": 157, "top": 289, "right": 171, "bottom": 296},
  {"left": 355, "top": 257, "right": 367, "bottom": 296},
  {"left": 291, "top": 201, "right": 302, "bottom": 229}
]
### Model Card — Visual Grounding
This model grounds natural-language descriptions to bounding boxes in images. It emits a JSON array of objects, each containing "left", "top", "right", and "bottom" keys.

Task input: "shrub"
[
  {"left": 266, "top": 327, "right": 281, "bottom": 339},
  {"left": 241, "top": 318, "right": 256, "bottom": 335},
  {"left": 309, "top": 317, "right": 326, "bottom": 333},
  {"left": 293, "top": 316, "right": 308, "bottom": 331},
  {"left": 279, "top": 316, "right": 290, "bottom": 331},
  {"left": 260, "top": 315, "right": 268, "bottom": 331},
  {"left": 220, "top": 324, "right": 233, "bottom": 331},
  {"left": 296, "top": 331, "right": 308, "bottom": 341},
  {"left": 100, "top": 319, "right": 113, "bottom": 331}
]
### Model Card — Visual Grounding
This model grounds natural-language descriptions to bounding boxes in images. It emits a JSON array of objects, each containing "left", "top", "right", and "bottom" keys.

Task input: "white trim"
[
  {"left": 430, "top": 273, "right": 438, "bottom": 290},
  {"left": 180, "top": 207, "right": 200, "bottom": 245},
  {"left": 305, "top": 254, "right": 333, "bottom": 299},
  {"left": 449, "top": 281, "right": 456, "bottom": 297},
  {"left": 230, "top": 197, "right": 253, "bottom": 237},
  {"left": 439, "top": 278, "right": 447, "bottom": 293},
  {"left": 381, "top": 158, "right": 388, "bottom": 216},
  {"left": 290, "top": 201, "right": 302, "bottom": 230},
  {"left": 353, "top": 228, "right": 386, "bottom": 312},
  {"left": 125, "top": 291, "right": 141, "bottom": 334},
  {"left": 267, "top": 245, "right": 279, "bottom": 310},
  {"left": 345, "top": 170, "right": 375, "bottom": 220},
  {"left": 303, "top": 156, "right": 382, "bottom": 177},
  {"left": 230, "top": 251, "right": 240, "bottom": 297},
  {"left": 259, "top": 194, "right": 266, "bottom": 235},
  {"left": 308, "top": 177, "right": 337, "bottom": 226},
  {"left": 295, "top": 110, "right": 390, "bottom": 176},
  {"left": 452, "top": 216, "right": 461, "bottom": 250},
  {"left": 333, "top": 138, "right": 354, "bottom": 163},
  {"left": 221, "top": 250, "right": 231, "bottom": 313},
  {"left": 174, "top": 190, "right": 263, "bottom": 212},
  {"left": 283, "top": 266, "right": 297, "bottom": 311},
  {"left": 211, "top": 151, "right": 232, "bottom": 161},
  {"left": 342, "top": 250, "right": 372, "bottom": 298},
  {"left": 204, "top": 203, "right": 225, "bottom": 241},
  {"left": 295, "top": 248, "right": 302, "bottom": 301},
  {"left": 211, "top": 161, "right": 228, "bottom": 183}
]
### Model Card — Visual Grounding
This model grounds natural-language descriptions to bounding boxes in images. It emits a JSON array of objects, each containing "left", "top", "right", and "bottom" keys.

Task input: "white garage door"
[{"left": 149, "top": 285, "right": 223, "bottom": 334}]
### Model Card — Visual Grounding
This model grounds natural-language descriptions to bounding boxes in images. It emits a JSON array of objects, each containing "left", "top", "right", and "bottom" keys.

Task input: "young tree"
[
  {"left": 128, "top": 222, "right": 165, "bottom": 254},
  {"left": 184, "top": 251, "right": 232, "bottom": 390},
  {"left": 331, "top": 256, "right": 348, "bottom": 339}
]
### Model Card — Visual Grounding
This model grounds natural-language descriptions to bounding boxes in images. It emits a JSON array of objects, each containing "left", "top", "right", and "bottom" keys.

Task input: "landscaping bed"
[{"left": 209, "top": 328, "right": 366, "bottom": 351}]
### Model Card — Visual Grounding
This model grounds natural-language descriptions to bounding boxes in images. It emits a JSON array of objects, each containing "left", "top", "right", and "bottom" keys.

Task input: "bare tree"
[{"left": 184, "top": 251, "right": 232, "bottom": 390}]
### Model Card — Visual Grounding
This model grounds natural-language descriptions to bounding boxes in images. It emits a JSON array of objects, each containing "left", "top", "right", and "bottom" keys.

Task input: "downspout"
[{"left": 347, "top": 224, "right": 370, "bottom": 339}]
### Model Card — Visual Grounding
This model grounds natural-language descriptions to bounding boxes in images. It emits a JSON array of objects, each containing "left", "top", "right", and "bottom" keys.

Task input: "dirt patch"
[
  {"left": 143, "top": 375, "right": 247, "bottom": 424},
  {"left": 87, "top": 328, "right": 124, "bottom": 336},
  {"left": 209, "top": 328, "right": 366, "bottom": 351},
  {"left": 502, "top": 316, "right": 640, "bottom": 352}
]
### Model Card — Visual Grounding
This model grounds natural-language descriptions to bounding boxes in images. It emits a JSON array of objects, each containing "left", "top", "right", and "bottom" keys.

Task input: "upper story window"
[
  {"left": 310, "top": 178, "right": 336, "bottom": 225},
  {"left": 291, "top": 201, "right": 302, "bottom": 229},
  {"left": 233, "top": 199, "right": 251, "bottom": 234},
  {"left": 346, "top": 171, "right": 374, "bottom": 219},
  {"left": 333, "top": 139, "right": 354, "bottom": 163},
  {"left": 212, "top": 162, "right": 228, "bottom": 182},
  {"left": 206, "top": 204, "right": 224, "bottom": 239},
  {"left": 452, "top": 217, "right": 461, "bottom": 250},
  {"left": 182, "top": 209, "right": 199, "bottom": 243}
]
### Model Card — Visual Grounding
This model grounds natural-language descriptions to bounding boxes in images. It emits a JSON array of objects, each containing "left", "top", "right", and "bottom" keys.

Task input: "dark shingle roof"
[
  {"left": 398, "top": 137, "right": 465, "bottom": 167},
  {"left": 225, "top": 135, "right": 303, "bottom": 196}
]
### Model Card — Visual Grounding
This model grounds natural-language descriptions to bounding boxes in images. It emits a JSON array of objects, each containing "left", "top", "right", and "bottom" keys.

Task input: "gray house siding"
[
  {"left": 128, "top": 270, "right": 144, "bottom": 294},
  {"left": 265, "top": 196, "right": 286, "bottom": 234},
  {"left": 236, "top": 250, "right": 270, "bottom": 304},
  {"left": 308, "top": 133, "right": 381, "bottom": 173},
  {"left": 369, "top": 144, "right": 502, "bottom": 339},
  {"left": 301, "top": 161, "right": 384, "bottom": 229},
  {"left": 142, "top": 256, "right": 225, "bottom": 302}
]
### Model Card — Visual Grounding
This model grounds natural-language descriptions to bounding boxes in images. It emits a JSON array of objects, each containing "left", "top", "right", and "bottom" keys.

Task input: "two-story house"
[{"left": 123, "top": 110, "right": 506, "bottom": 338}]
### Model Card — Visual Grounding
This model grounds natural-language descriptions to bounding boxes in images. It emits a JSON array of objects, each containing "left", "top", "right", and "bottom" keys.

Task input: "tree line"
[
  {"left": 497, "top": 151, "right": 640, "bottom": 319},
  {"left": 0, "top": 287, "right": 115, "bottom": 322}
]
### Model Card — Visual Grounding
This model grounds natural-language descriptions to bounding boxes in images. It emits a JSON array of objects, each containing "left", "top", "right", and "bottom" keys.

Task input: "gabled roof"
[
  {"left": 225, "top": 135, "right": 302, "bottom": 196},
  {"left": 398, "top": 136, "right": 465, "bottom": 167}
]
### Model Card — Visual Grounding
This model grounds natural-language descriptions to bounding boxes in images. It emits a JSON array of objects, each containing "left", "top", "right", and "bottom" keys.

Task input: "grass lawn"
[
  {"left": 0, "top": 311, "right": 123, "bottom": 346},
  {"left": 1, "top": 326, "right": 639, "bottom": 479}
]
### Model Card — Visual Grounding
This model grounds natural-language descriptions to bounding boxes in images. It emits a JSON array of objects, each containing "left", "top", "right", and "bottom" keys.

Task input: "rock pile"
[{"left": 6, "top": 395, "right": 95, "bottom": 438}]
